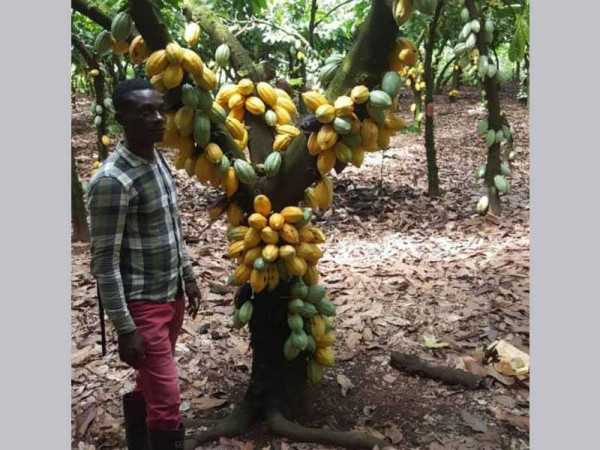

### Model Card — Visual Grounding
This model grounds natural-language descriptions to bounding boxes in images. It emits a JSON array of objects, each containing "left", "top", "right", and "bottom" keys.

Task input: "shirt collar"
[{"left": 117, "top": 140, "right": 157, "bottom": 168}]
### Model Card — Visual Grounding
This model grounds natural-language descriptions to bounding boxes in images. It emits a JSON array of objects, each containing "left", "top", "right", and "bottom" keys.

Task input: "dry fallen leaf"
[
  {"left": 191, "top": 397, "right": 228, "bottom": 410},
  {"left": 384, "top": 424, "right": 403, "bottom": 444},
  {"left": 460, "top": 411, "right": 489, "bottom": 433},
  {"left": 337, "top": 374, "right": 354, "bottom": 397}
]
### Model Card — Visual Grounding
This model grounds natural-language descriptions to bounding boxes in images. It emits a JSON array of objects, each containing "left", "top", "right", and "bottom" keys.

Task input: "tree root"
[
  {"left": 266, "top": 410, "right": 387, "bottom": 449},
  {"left": 185, "top": 402, "right": 259, "bottom": 449}
]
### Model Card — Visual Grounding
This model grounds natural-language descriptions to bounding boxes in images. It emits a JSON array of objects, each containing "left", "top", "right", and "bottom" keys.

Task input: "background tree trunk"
[
  {"left": 423, "top": 1, "right": 445, "bottom": 197},
  {"left": 71, "top": 148, "right": 90, "bottom": 242}
]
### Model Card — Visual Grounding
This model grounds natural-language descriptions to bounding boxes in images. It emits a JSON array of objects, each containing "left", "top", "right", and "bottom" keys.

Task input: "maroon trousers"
[{"left": 128, "top": 293, "right": 185, "bottom": 431}]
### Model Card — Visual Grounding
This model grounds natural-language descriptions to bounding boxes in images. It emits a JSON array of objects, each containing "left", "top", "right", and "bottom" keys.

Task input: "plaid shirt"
[{"left": 88, "top": 141, "right": 196, "bottom": 335}]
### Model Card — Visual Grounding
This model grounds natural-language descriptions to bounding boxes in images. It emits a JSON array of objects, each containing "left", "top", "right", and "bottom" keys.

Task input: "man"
[{"left": 88, "top": 78, "right": 201, "bottom": 450}]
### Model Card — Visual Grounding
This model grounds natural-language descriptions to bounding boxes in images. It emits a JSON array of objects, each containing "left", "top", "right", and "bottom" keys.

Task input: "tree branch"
[
  {"left": 129, "top": 0, "right": 172, "bottom": 51},
  {"left": 308, "top": 0, "right": 318, "bottom": 48},
  {"left": 325, "top": 0, "right": 398, "bottom": 100},
  {"left": 183, "top": 0, "right": 265, "bottom": 81},
  {"left": 72, "top": 0, "right": 112, "bottom": 30},
  {"left": 313, "top": 0, "right": 358, "bottom": 29}
]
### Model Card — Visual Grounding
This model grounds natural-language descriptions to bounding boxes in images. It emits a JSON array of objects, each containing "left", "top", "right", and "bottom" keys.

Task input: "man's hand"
[
  {"left": 118, "top": 329, "right": 145, "bottom": 369},
  {"left": 184, "top": 280, "right": 201, "bottom": 319}
]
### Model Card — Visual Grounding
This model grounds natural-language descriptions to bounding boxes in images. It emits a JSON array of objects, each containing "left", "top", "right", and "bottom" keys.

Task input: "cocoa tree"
[{"left": 73, "top": 0, "right": 418, "bottom": 446}]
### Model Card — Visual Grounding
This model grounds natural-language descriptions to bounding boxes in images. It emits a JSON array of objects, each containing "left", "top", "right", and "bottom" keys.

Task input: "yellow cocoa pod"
[
  {"left": 228, "top": 93, "right": 245, "bottom": 110},
  {"left": 243, "top": 246, "right": 264, "bottom": 266},
  {"left": 377, "top": 126, "right": 391, "bottom": 149},
  {"left": 317, "top": 148, "right": 336, "bottom": 175},
  {"left": 244, "top": 227, "right": 262, "bottom": 249},
  {"left": 275, "top": 88, "right": 292, "bottom": 100},
  {"left": 195, "top": 66, "right": 217, "bottom": 90},
  {"left": 150, "top": 73, "right": 168, "bottom": 93},
  {"left": 309, "top": 227, "right": 326, "bottom": 243},
  {"left": 181, "top": 49, "right": 204, "bottom": 79},
  {"left": 350, "top": 147, "right": 365, "bottom": 168},
  {"left": 307, "top": 132, "right": 322, "bottom": 155},
  {"left": 281, "top": 206, "right": 304, "bottom": 223},
  {"left": 166, "top": 42, "right": 184, "bottom": 64},
  {"left": 194, "top": 153, "right": 212, "bottom": 184},
  {"left": 163, "top": 63, "right": 184, "bottom": 89},
  {"left": 184, "top": 156, "right": 197, "bottom": 177},
  {"left": 310, "top": 315, "right": 326, "bottom": 340},
  {"left": 248, "top": 213, "right": 268, "bottom": 230},
  {"left": 221, "top": 167, "right": 239, "bottom": 198},
  {"left": 175, "top": 106, "right": 194, "bottom": 131},
  {"left": 285, "top": 256, "right": 307, "bottom": 276},
  {"left": 393, "top": 0, "right": 414, "bottom": 25},
  {"left": 228, "top": 107, "right": 245, "bottom": 123},
  {"left": 245, "top": 96, "right": 266, "bottom": 115},
  {"left": 232, "top": 264, "right": 252, "bottom": 285},
  {"left": 267, "top": 264, "right": 280, "bottom": 291},
  {"left": 302, "top": 91, "right": 328, "bottom": 113},
  {"left": 276, "top": 125, "right": 301, "bottom": 137},
  {"left": 250, "top": 268, "right": 268, "bottom": 293},
  {"left": 227, "top": 202, "right": 245, "bottom": 226},
  {"left": 184, "top": 22, "right": 201, "bottom": 47},
  {"left": 257, "top": 82, "right": 277, "bottom": 107},
  {"left": 314, "top": 176, "right": 333, "bottom": 211},
  {"left": 260, "top": 227, "right": 279, "bottom": 245},
  {"left": 269, "top": 213, "right": 285, "bottom": 230},
  {"left": 315, "top": 347, "right": 335, "bottom": 367},
  {"left": 298, "top": 226, "right": 315, "bottom": 243},
  {"left": 228, "top": 240, "right": 245, "bottom": 258},
  {"left": 333, "top": 142, "right": 352, "bottom": 165},
  {"left": 316, "top": 332, "right": 336, "bottom": 348},
  {"left": 317, "top": 125, "right": 338, "bottom": 150},
  {"left": 254, "top": 195, "right": 272, "bottom": 216},
  {"left": 276, "top": 96, "right": 298, "bottom": 117},
  {"left": 101, "top": 135, "right": 110, "bottom": 146},
  {"left": 262, "top": 244, "right": 279, "bottom": 262},
  {"left": 208, "top": 164, "right": 221, "bottom": 188},
  {"left": 315, "top": 104, "right": 335, "bottom": 124},
  {"left": 303, "top": 264, "right": 319, "bottom": 286},
  {"left": 398, "top": 38, "right": 418, "bottom": 66},
  {"left": 350, "top": 85, "right": 369, "bottom": 104},
  {"left": 333, "top": 95, "right": 354, "bottom": 117},
  {"left": 146, "top": 50, "right": 169, "bottom": 77},
  {"left": 237, "top": 78, "right": 255, "bottom": 96},
  {"left": 129, "top": 35, "right": 149, "bottom": 64},
  {"left": 274, "top": 105, "right": 292, "bottom": 125},
  {"left": 279, "top": 245, "right": 296, "bottom": 259},
  {"left": 280, "top": 223, "right": 300, "bottom": 244},
  {"left": 112, "top": 40, "right": 130, "bottom": 55},
  {"left": 295, "top": 243, "right": 314, "bottom": 261},
  {"left": 216, "top": 84, "right": 240, "bottom": 106},
  {"left": 360, "top": 119, "right": 379, "bottom": 149},
  {"left": 273, "top": 134, "right": 292, "bottom": 152},
  {"left": 225, "top": 117, "right": 246, "bottom": 141},
  {"left": 205, "top": 143, "right": 224, "bottom": 164},
  {"left": 385, "top": 112, "right": 407, "bottom": 131},
  {"left": 303, "top": 188, "right": 318, "bottom": 211}
]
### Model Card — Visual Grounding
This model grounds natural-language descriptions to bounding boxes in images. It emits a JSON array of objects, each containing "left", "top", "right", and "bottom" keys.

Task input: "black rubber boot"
[
  {"left": 122, "top": 392, "right": 149, "bottom": 450},
  {"left": 148, "top": 423, "right": 185, "bottom": 450}
]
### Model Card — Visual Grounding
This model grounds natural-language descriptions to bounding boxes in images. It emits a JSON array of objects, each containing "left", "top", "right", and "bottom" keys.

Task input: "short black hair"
[{"left": 112, "top": 78, "right": 156, "bottom": 112}]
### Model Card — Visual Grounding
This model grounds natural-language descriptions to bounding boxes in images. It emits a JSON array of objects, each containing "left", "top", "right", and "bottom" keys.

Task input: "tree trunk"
[
  {"left": 71, "top": 148, "right": 90, "bottom": 242},
  {"left": 72, "top": 33, "right": 109, "bottom": 160},
  {"left": 466, "top": 0, "right": 502, "bottom": 218},
  {"left": 423, "top": 1, "right": 445, "bottom": 197}
]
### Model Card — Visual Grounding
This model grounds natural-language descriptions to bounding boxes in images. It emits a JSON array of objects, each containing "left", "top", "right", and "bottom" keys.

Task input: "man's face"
[{"left": 118, "top": 89, "right": 167, "bottom": 143}]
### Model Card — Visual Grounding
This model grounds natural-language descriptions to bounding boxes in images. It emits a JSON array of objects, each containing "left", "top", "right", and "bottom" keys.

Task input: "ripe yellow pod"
[
  {"left": 254, "top": 195, "right": 272, "bottom": 216},
  {"left": 237, "top": 78, "right": 255, "bottom": 96},
  {"left": 269, "top": 213, "right": 285, "bottom": 230},
  {"left": 248, "top": 213, "right": 268, "bottom": 230}
]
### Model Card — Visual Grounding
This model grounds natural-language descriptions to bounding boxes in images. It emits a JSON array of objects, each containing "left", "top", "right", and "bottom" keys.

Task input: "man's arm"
[{"left": 88, "top": 177, "right": 136, "bottom": 335}]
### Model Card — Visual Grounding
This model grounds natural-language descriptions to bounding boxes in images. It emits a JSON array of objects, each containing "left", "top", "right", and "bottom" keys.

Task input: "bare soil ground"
[{"left": 71, "top": 84, "right": 529, "bottom": 450}]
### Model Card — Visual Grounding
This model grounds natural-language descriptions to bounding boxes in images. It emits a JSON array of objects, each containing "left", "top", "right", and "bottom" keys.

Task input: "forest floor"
[{"left": 71, "top": 84, "right": 530, "bottom": 450}]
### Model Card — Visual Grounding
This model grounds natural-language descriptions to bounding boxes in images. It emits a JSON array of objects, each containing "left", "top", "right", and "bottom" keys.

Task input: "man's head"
[{"left": 112, "top": 79, "right": 166, "bottom": 144}]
